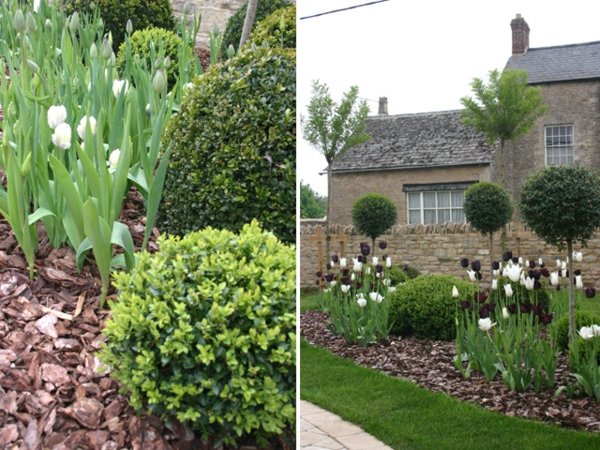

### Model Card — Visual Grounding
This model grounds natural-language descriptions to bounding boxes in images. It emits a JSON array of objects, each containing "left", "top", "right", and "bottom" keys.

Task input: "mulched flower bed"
[
  {"left": 301, "top": 310, "right": 600, "bottom": 432},
  {"left": 0, "top": 188, "right": 293, "bottom": 450}
]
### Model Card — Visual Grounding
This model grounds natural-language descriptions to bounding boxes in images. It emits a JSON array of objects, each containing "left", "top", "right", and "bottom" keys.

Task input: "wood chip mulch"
[
  {"left": 0, "top": 189, "right": 293, "bottom": 450},
  {"left": 301, "top": 310, "right": 600, "bottom": 432}
]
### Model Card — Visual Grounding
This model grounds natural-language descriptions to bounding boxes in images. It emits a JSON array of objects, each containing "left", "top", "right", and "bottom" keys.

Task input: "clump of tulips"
[{"left": 316, "top": 241, "right": 394, "bottom": 346}]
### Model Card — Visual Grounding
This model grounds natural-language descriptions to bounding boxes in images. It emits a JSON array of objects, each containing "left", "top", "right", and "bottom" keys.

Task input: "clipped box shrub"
[
  {"left": 116, "top": 27, "right": 191, "bottom": 89},
  {"left": 99, "top": 221, "right": 296, "bottom": 444},
  {"left": 62, "top": 0, "right": 175, "bottom": 50},
  {"left": 222, "top": 0, "right": 290, "bottom": 52},
  {"left": 245, "top": 4, "right": 296, "bottom": 50},
  {"left": 157, "top": 46, "right": 295, "bottom": 244},
  {"left": 389, "top": 274, "right": 477, "bottom": 341},
  {"left": 551, "top": 310, "right": 600, "bottom": 351},
  {"left": 387, "top": 266, "right": 409, "bottom": 286}
]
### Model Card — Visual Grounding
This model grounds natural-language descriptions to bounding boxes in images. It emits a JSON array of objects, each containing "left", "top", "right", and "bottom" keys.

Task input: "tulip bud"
[
  {"left": 45, "top": 18, "right": 52, "bottom": 28},
  {"left": 51, "top": 122, "right": 72, "bottom": 149},
  {"left": 491, "top": 279, "right": 498, "bottom": 290},
  {"left": 90, "top": 43, "right": 98, "bottom": 59},
  {"left": 26, "top": 59, "right": 39, "bottom": 73},
  {"left": 21, "top": 152, "right": 32, "bottom": 176},
  {"left": 152, "top": 69, "right": 166, "bottom": 93},
  {"left": 26, "top": 12, "right": 37, "bottom": 33},
  {"left": 69, "top": 12, "right": 80, "bottom": 33},
  {"left": 504, "top": 284, "right": 513, "bottom": 297},
  {"left": 102, "top": 37, "right": 112, "bottom": 59},
  {"left": 145, "top": 103, "right": 152, "bottom": 116},
  {"left": 14, "top": 9, "right": 26, "bottom": 34},
  {"left": 126, "top": 19, "right": 133, "bottom": 35},
  {"left": 163, "top": 56, "right": 171, "bottom": 68},
  {"left": 451, "top": 285, "right": 459, "bottom": 298},
  {"left": 502, "top": 307, "right": 509, "bottom": 320}
]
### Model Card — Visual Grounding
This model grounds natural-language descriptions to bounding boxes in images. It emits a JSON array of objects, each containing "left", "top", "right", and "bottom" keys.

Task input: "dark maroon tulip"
[
  {"left": 316, "top": 271, "right": 322, "bottom": 278},
  {"left": 529, "top": 260, "right": 537, "bottom": 269},
  {"left": 541, "top": 268, "right": 550, "bottom": 278},
  {"left": 315, "top": 279, "right": 320, "bottom": 286},
  {"left": 471, "top": 260, "right": 481, "bottom": 272},
  {"left": 376, "top": 264, "right": 384, "bottom": 273},
  {"left": 556, "top": 285, "right": 562, "bottom": 291},
  {"left": 379, "top": 240, "right": 388, "bottom": 250},
  {"left": 492, "top": 261, "right": 500, "bottom": 270},
  {"left": 479, "top": 306, "right": 491, "bottom": 318},
  {"left": 586, "top": 287, "right": 596, "bottom": 298},
  {"left": 461, "top": 300, "right": 472, "bottom": 310},
  {"left": 360, "top": 242, "right": 371, "bottom": 256},
  {"left": 488, "top": 302, "right": 496, "bottom": 310},
  {"left": 534, "top": 280, "right": 542, "bottom": 290},
  {"left": 574, "top": 269, "right": 582, "bottom": 276},
  {"left": 325, "top": 273, "right": 334, "bottom": 282},
  {"left": 502, "top": 250, "right": 513, "bottom": 262},
  {"left": 477, "top": 292, "right": 488, "bottom": 303},
  {"left": 342, "top": 268, "right": 350, "bottom": 276},
  {"left": 508, "top": 303, "right": 518, "bottom": 314},
  {"left": 540, "top": 261, "right": 546, "bottom": 268},
  {"left": 531, "top": 304, "right": 542, "bottom": 315},
  {"left": 460, "top": 257, "right": 469, "bottom": 268},
  {"left": 541, "top": 313, "right": 553, "bottom": 325},
  {"left": 520, "top": 303, "right": 531, "bottom": 314},
  {"left": 326, "top": 262, "right": 332, "bottom": 270},
  {"left": 512, "top": 256, "right": 519, "bottom": 264},
  {"left": 331, "top": 254, "right": 339, "bottom": 263},
  {"left": 358, "top": 255, "right": 366, "bottom": 263}
]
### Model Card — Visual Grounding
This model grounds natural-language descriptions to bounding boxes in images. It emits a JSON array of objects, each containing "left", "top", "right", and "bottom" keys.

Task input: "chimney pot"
[
  {"left": 378, "top": 96, "right": 388, "bottom": 115},
  {"left": 511, "top": 13, "right": 530, "bottom": 55}
]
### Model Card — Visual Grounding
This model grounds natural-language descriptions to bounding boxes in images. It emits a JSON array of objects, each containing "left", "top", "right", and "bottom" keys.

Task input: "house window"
[
  {"left": 545, "top": 125, "right": 573, "bottom": 166},
  {"left": 406, "top": 190, "right": 465, "bottom": 225}
]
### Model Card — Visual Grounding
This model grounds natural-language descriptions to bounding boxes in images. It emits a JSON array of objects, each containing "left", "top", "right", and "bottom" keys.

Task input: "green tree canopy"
[
  {"left": 352, "top": 193, "right": 397, "bottom": 254},
  {"left": 300, "top": 182, "right": 326, "bottom": 219}
]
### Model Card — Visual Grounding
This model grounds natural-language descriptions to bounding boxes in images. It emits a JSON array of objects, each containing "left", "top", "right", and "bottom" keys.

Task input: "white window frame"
[
  {"left": 545, "top": 124, "right": 574, "bottom": 166},
  {"left": 406, "top": 190, "right": 466, "bottom": 225}
]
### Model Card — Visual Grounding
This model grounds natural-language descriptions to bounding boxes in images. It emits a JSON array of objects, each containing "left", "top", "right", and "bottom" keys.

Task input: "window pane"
[
  {"left": 437, "top": 192, "right": 450, "bottom": 208},
  {"left": 409, "top": 210, "right": 421, "bottom": 225},
  {"left": 438, "top": 209, "right": 450, "bottom": 223},
  {"left": 451, "top": 191, "right": 464, "bottom": 207},
  {"left": 408, "top": 192, "right": 421, "bottom": 209},
  {"left": 424, "top": 210, "right": 436, "bottom": 224},
  {"left": 423, "top": 192, "right": 436, "bottom": 208},
  {"left": 452, "top": 209, "right": 464, "bottom": 223}
]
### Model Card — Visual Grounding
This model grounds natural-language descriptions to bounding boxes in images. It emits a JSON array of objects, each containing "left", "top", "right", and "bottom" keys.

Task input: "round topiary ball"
[
  {"left": 157, "top": 46, "right": 295, "bottom": 244},
  {"left": 62, "top": 0, "right": 175, "bottom": 50},
  {"left": 116, "top": 27, "right": 191, "bottom": 89},
  {"left": 99, "top": 221, "right": 296, "bottom": 444},
  {"left": 389, "top": 274, "right": 478, "bottom": 341},
  {"left": 222, "top": 0, "right": 290, "bottom": 53},
  {"left": 352, "top": 193, "right": 397, "bottom": 251},
  {"left": 244, "top": 4, "right": 296, "bottom": 50},
  {"left": 464, "top": 182, "right": 513, "bottom": 235}
]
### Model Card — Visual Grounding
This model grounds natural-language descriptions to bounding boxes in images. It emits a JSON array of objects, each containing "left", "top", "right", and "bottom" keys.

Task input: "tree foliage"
[
  {"left": 464, "top": 182, "right": 513, "bottom": 235},
  {"left": 351, "top": 193, "right": 397, "bottom": 250},
  {"left": 300, "top": 182, "right": 326, "bottom": 219}
]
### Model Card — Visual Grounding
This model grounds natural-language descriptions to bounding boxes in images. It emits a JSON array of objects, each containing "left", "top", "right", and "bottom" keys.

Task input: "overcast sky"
[{"left": 297, "top": 0, "right": 600, "bottom": 195}]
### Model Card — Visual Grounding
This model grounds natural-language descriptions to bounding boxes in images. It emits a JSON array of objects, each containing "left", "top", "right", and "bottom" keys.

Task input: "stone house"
[{"left": 329, "top": 14, "right": 600, "bottom": 226}]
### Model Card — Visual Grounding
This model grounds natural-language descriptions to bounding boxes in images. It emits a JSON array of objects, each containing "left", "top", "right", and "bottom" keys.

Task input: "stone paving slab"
[{"left": 300, "top": 400, "right": 393, "bottom": 450}]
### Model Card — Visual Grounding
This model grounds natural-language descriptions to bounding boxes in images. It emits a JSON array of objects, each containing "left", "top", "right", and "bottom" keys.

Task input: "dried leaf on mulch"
[{"left": 301, "top": 310, "right": 600, "bottom": 432}]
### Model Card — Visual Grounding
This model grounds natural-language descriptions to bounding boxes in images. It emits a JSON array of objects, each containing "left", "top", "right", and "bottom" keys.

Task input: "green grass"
[
  {"left": 300, "top": 292, "right": 321, "bottom": 313},
  {"left": 301, "top": 339, "right": 600, "bottom": 450}
]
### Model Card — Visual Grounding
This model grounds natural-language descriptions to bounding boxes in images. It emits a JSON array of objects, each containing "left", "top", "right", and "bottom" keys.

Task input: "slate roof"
[
  {"left": 505, "top": 41, "right": 600, "bottom": 84},
  {"left": 331, "top": 110, "right": 496, "bottom": 173}
]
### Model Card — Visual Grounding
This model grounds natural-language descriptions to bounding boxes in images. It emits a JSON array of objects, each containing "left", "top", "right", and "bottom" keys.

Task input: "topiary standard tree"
[
  {"left": 463, "top": 182, "right": 513, "bottom": 277},
  {"left": 520, "top": 165, "right": 600, "bottom": 344},
  {"left": 351, "top": 193, "right": 397, "bottom": 256}
]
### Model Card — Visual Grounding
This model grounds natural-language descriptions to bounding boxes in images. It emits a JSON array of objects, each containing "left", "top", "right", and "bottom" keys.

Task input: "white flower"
[
  {"left": 365, "top": 267, "right": 371, "bottom": 275},
  {"left": 504, "top": 284, "right": 513, "bottom": 297},
  {"left": 372, "top": 256, "right": 378, "bottom": 265},
  {"left": 112, "top": 79, "right": 129, "bottom": 97},
  {"left": 352, "top": 258, "right": 362, "bottom": 272},
  {"left": 561, "top": 269, "right": 568, "bottom": 278},
  {"left": 466, "top": 269, "right": 477, "bottom": 282},
  {"left": 593, "top": 325, "right": 600, "bottom": 336},
  {"left": 375, "top": 272, "right": 382, "bottom": 278},
  {"left": 579, "top": 326, "right": 595, "bottom": 340},
  {"left": 47, "top": 105, "right": 67, "bottom": 129},
  {"left": 492, "top": 269, "right": 500, "bottom": 277},
  {"left": 329, "top": 280, "right": 337, "bottom": 287},
  {"left": 518, "top": 257, "right": 524, "bottom": 265},
  {"left": 452, "top": 285, "right": 459, "bottom": 298},
  {"left": 77, "top": 115, "right": 96, "bottom": 140},
  {"left": 51, "top": 122, "right": 71, "bottom": 149},
  {"left": 369, "top": 292, "right": 384, "bottom": 303},
  {"left": 556, "top": 259, "right": 561, "bottom": 268},
  {"left": 341, "top": 284, "right": 351, "bottom": 294},
  {"left": 478, "top": 318, "right": 496, "bottom": 332},
  {"left": 108, "top": 149, "right": 120, "bottom": 169},
  {"left": 386, "top": 257, "right": 392, "bottom": 268},
  {"left": 388, "top": 286, "right": 397, "bottom": 292},
  {"left": 330, "top": 260, "right": 336, "bottom": 268},
  {"left": 538, "top": 258, "right": 544, "bottom": 266},
  {"left": 491, "top": 279, "right": 498, "bottom": 290},
  {"left": 356, "top": 295, "right": 367, "bottom": 308},
  {"left": 383, "top": 278, "right": 391, "bottom": 286},
  {"left": 505, "top": 264, "right": 522, "bottom": 283},
  {"left": 322, "top": 288, "right": 330, "bottom": 293},
  {"left": 573, "top": 251, "right": 583, "bottom": 262},
  {"left": 502, "top": 307, "right": 510, "bottom": 319},
  {"left": 550, "top": 271, "right": 560, "bottom": 286},
  {"left": 561, "top": 260, "right": 567, "bottom": 271},
  {"left": 576, "top": 275, "right": 584, "bottom": 289},
  {"left": 34, "top": 0, "right": 40, "bottom": 12},
  {"left": 524, "top": 277, "right": 535, "bottom": 291},
  {"left": 340, "top": 257, "right": 347, "bottom": 268},
  {"left": 350, "top": 273, "right": 356, "bottom": 281}
]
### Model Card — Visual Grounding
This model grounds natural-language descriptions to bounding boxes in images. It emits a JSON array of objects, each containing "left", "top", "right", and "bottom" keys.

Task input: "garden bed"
[{"left": 301, "top": 309, "right": 600, "bottom": 432}]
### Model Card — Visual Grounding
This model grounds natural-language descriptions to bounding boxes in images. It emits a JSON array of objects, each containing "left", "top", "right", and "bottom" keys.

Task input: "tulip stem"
[{"left": 568, "top": 240, "right": 576, "bottom": 345}]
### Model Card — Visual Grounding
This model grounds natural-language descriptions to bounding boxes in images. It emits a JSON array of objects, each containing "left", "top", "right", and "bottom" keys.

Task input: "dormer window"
[{"left": 545, "top": 125, "right": 573, "bottom": 166}]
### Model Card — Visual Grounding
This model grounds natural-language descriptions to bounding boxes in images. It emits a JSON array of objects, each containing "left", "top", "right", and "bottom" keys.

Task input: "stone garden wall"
[{"left": 300, "top": 220, "right": 600, "bottom": 288}]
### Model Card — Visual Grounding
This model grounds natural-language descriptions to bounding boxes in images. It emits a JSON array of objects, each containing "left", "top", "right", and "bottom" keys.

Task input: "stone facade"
[
  {"left": 330, "top": 164, "right": 491, "bottom": 225},
  {"left": 300, "top": 221, "right": 600, "bottom": 288}
]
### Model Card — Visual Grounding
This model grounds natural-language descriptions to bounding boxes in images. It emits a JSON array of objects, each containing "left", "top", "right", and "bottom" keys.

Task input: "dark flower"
[
  {"left": 376, "top": 264, "right": 384, "bottom": 273},
  {"left": 477, "top": 292, "right": 488, "bottom": 303},
  {"left": 556, "top": 285, "right": 561, "bottom": 291},
  {"left": 460, "top": 257, "right": 469, "bottom": 268},
  {"left": 512, "top": 256, "right": 519, "bottom": 264},
  {"left": 379, "top": 240, "right": 388, "bottom": 250},
  {"left": 528, "top": 260, "right": 537, "bottom": 269},
  {"left": 534, "top": 280, "right": 542, "bottom": 290},
  {"left": 316, "top": 271, "right": 322, "bottom": 278},
  {"left": 476, "top": 272, "right": 483, "bottom": 281},
  {"left": 326, "top": 262, "right": 332, "bottom": 270},
  {"left": 541, "top": 313, "right": 553, "bottom": 325},
  {"left": 331, "top": 254, "right": 339, "bottom": 263},
  {"left": 531, "top": 304, "right": 542, "bottom": 316},
  {"left": 341, "top": 276, "right": 351, "bottom": 285},
  {"left": 541, "top": 268, "right": 550, "bottom": 278},
  {"left": 460, "top": 300, "right": 472, "bottom": 310},
  {"left": 492, "top": 261, "right": 500, "bottom": 270},
  {"left": 471, "top": 260, "right": 482, "bottom": 272},
  {"left": 586, "top": 287, "right": 596, "bottom": 299},
  {"left": 358, "top": 255, "right": 366, "bottom": 263},
  {"left": 315, "top": 279, "right": 320, "bottom": 285},
  {"left": 356, "top": 282, "right": 363, "bottom": 289},
  {"left": 508, "top": 303, "right": 518, "bottom": 314},
  {"left": 574, "top": 269, "right": 582, "bottom": 276},
  {"left": 325, "top": 273, "right": 334, "bottom": 282},
  {"left": 502, "top": 250, "right": 513, "bottom": 262},
  {"left": 540, "top": 260, "right": 546, "bottom": 268},
  {"left": 479, "top": 306, "right": 491, "bottom": 318},
  {"left": 360, "top": 242, "right": 371, "bottom": 256},
  {"left": 342, "top": 268, "right": 350, "bottom": 276},
  {"left": 520, "top": 303, "right": 531, "bottom": 314}
]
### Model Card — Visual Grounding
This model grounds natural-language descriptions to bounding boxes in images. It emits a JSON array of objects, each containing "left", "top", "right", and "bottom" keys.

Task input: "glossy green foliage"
[
  {"left": 158, "top": 47, "right": 295, "bottom": 243},
  {"left": 245, "top": 4, "right": 296, "bottom": 50},
  {"left": 100, "top": 221, "right": 296, "bottom": 444},
  {"left": 389, "top": 275, "right": 478, "bottom": 341},
  {"left": 464, "top": 182, "right": 513, "bottom": 235},
  {"left": 62, "top": 0, "right": 175, "bottom": 49},
  {"left": 222, "top": 0, "right": 290, "bottom": 53},
  {"left": 352, "top": 193, "right": 397, "bottom": 241}
]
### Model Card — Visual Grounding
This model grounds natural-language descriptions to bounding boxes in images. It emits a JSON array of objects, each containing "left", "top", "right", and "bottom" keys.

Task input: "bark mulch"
[
  {"left": 0, "top": 189, "right": 293, "bottom": 450},
  {"left": 301, "top": 310, "right": 600, "bottom": 432}
]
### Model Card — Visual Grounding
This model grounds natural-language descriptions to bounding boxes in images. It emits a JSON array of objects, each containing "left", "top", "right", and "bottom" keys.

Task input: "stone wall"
[{"left": 299, "top": 221, "right": 600, "bottom": 288}]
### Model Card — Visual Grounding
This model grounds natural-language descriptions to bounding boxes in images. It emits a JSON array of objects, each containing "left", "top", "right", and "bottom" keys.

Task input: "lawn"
[{"left": 300, "top": 288, "right": 600, "bottom": 449}]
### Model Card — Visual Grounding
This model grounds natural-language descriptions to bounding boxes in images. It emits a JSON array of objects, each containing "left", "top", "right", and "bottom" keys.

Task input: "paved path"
[{"left": 300, "top": 400, "right": 394, "bottom": 450}]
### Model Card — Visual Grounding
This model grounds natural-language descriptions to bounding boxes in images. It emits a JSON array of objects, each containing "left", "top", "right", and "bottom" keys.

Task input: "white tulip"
[
  {"left": 452, "top": 285, "right": 459, "bottom": 298},
  {"left": 538, "top": 258, "right": 544, "bottom": 266},
  {"left": 561, "top": 269, "right": 568, "bottom": 278},
  {"left": 77, "top": 115, "right": 96, "bottom": 140},
  {"left": 573, "top": 251, "right": 583, "bottom": 263},
  {"left": 356, "top": 295, "right": 367, "bottom": 308},
  {"left": 329, "top": 280, "right": 337, "bottom": 287},
  {"left": 34, "top": 0, "right": 40, "bottom": 12},
  {"left": 352, "top": 258, "right": 362, "bottom": 272},
  {"left": 505, "top": 264, "right": 522, "bottom": 283},
  {"left": 518, "top": 257, "right": 524, "bottom": 265},
  {"left": 112, "top": 79, "right": 129, "bottom": 97},
  {"left": 561, "top": 261, "right": 567, "bottom": 271},
  {"left": 383, "top": 278, "right": 391, "bottom": 286},
  {"left": 576, "top": 275, "right": 584, "bottom": 289},
  {"left": 386, "top": 257, "right": 392, "bottom": 268},
  {"left": 365, "top": 267, "right": 371, "bottom": 275},
  {"left": 550, "top": 271, "right": 560, "bottom": 286},
  {"left": 108, "top": 148, "right": 120, "bottom": 169},
  {"left": 502, "top": 307, "right": 510, "bottom": 319},
  {"left": 350, "top": 273, "right": 356, "bottom": 281},
  {"left": 556, "top": 259, "right": 561, "bottom": 268},
  {"left": 51, "top": 122, "right": 71, "bottom": 149},
  {"left": 47, "top": 105, "right": 67, "bottom": 129},
  {"left": 466, "top": 269, "right": 477, "bottom": 282},
  {"left": 504, "top": 284, "right": 513, "bottom": 297},
  {"left": 491, "top": 279, "right": 498, "bottom": 290},
  {"left": 340, "top": 257, "right": 347, "bottom": 268},
  {"left": 524, "top": 277, "right": 535, "bottom": 291},
  {"left": 369, "top": 292, "right": 384, "bottom": 303},
  {"left": 341, "top": 284, "right": 351, "bottom": 294},
  {"left": 388, "top": 286, "right": 397, "bottom": 292},
  {"left": 579, "top": 326, "right": 595, "bottom": 340},
  {"left": 372, "top": 256, "right": 378, "bottom": 265},
  {"left": 478, "top": 318, "right": 496, "bottom": 332}
]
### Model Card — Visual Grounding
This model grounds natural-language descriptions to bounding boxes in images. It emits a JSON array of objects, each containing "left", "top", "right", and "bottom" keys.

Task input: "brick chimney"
[
  {"left": 378, "top": 97, "right": 388, "bottom": 115},
  {"left": 511, "top": 14, "right": 530, "bottom": 55}
]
